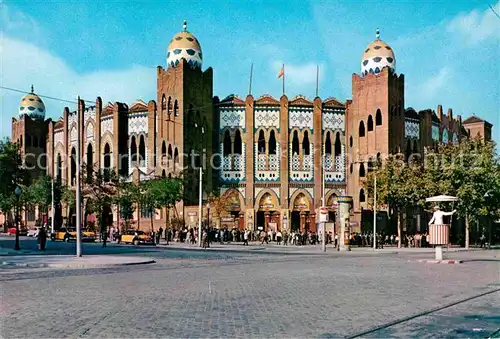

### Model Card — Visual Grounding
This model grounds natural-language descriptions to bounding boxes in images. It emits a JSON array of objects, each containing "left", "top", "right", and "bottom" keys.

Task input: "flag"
[{"left": 278, "top": 66, "right": 284, "bottom": 79}]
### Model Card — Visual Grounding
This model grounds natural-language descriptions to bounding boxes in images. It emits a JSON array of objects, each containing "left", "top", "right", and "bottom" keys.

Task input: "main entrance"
[
  {"left": 256, "top": 192, "right": 280, "bottom": 232},
  {"left": 290, "top": 193, "right": 315, "bottom": 233},
  {"left": 220, "top": 190, "right": 245, "bottom": 230},
  {"left": 326, "top": 193, "right": 338, "bottom": 234}
]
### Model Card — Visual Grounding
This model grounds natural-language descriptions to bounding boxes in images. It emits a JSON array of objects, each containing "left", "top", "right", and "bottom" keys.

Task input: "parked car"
[
  {"left": 27, "top": 227, "right": 40, "bottom": 237},
  {"left": 119, "top": 230, "right": 154, "bottom": 245},
  {"left": 51, "top": 228, "right": 96, "bottom": 242},
  {"left": 7, "top": 227, "right": 27, "bottom": 236}
]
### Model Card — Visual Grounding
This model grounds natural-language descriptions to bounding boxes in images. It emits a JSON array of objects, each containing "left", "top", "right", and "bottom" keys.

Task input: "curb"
[
  {"left": 1, "top": 259, "right": 156, "bottom": 270},
  {"left": 413, "top": 259, "right": 463, "bottom": 264}
]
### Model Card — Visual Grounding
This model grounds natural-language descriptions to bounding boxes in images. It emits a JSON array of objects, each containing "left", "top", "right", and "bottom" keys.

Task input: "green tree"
[
  {"left": 0, "top": 139, "right": 28, "bottom": 249},
  {"left": 116, "top": 180, "right": 139, "bottom": 232},
  {"left": 148, "top": 177, "right": 183, "bottom": 231},
  {"left": 439, "top": 137, "right": 500, "bottom": 248},
  {"left": 82, "top": 167, "right": 119, "bottom": 247},
  {"left": 27, "top": 175, "right": 62, "bottom": 220}
]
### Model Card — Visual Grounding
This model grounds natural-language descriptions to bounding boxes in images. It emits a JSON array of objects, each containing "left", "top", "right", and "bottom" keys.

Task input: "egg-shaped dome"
[
  {"left": 19, "top": 86, "right": 45, "bottom": 120},
  {"left": 361, "top": 29, "right": 395, "bottom": 76},
  {"left": 167, "top": 21, "right": 202, "bottom": 69}
]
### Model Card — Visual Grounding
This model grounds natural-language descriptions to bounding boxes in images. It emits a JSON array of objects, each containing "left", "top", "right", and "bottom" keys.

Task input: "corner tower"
[
  {"left": 157, "top": 21, "right": 215, "bottom": 205},
  {"left": 346, "top": 29, "right": 405, "bottom": 214}
]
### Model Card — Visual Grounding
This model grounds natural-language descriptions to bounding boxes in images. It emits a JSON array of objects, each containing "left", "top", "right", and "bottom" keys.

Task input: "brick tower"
[
  {"left": 156, "top": 21, "right": 215, "bottom": 205},
  {"left": 346, "top": 29, "right": 405, "bottom": 221}
]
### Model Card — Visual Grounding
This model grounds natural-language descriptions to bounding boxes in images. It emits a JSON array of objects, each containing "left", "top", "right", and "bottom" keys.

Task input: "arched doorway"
[
  {"left": 220, "top": 190, "right": 245, "bottom": 230},
  {"left": 290, "top": 192, "right": 314, "bottom": 233},
  {"left": 326, "top": 193, "right": 338, "bottom": 235},
  {"left": 256, "top": 192, "right": 280, "bottom": 232}
]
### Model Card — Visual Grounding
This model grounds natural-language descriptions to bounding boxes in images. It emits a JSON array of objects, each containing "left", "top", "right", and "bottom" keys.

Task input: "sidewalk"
[{"left": 0, "top": 255, "right": 156, "bottom": 270}]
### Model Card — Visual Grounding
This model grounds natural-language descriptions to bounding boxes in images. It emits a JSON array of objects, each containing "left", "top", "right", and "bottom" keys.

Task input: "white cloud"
[
  {"left": 0, "top": 36, "right": 155, "bottom": 128},
  {"left": 446, "top": 1, "right": 500, "bottom": 46},
  {"left": 418, "top": 67, "right": 453, "bottom": 100},
  {"left": 270, "top": 60, "right": 324, "bottom": 87}
]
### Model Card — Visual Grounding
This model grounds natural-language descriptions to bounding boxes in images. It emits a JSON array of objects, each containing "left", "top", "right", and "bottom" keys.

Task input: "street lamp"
[
  {"left": 14, "top": 186, "right": 22, "bottom": 251},
  {"left": 484, "top": 191, "right": 491, "bottom": 250},
  {"left": 206, "top": 202, "right": 211, "bottom": 228}
]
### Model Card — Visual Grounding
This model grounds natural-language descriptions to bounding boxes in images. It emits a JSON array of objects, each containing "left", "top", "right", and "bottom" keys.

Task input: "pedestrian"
[
  {"left": 38, "top": 226, "right": 47, "bottom": 251},
  {"left": 276, "top": 230, "right": 282, "bottom": 245},
  {"left": 158, "top": 227, "right": 163, "bottom": 244},
  {"left": 243, "top": 230, "right": 249, "bottom": 246}
]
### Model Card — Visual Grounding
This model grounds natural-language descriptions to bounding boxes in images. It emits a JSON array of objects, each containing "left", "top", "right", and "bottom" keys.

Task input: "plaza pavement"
[{"left": 1, "top": 236, "right": 499, "bottom": 338}]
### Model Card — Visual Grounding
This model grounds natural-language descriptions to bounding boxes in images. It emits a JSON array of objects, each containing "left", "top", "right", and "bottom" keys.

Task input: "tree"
[
  {"left": 116, "top": 180, "right": 139, "bottom": 232},
  {"left": 82, "top": 167, "right": 119, "bottom": 247},
  {"left": 147, "top": 177, "right": 183, "bottom": 231},
  {"left": 208, "top": 190, "right": 233, "bottom": 228},
  {"left": 0, "top": 139, "right": 28, "bottom": 249},
  {"left": 61, "top": 186, "right": 76, "bottom": 224},
  {"left": 27, "top": 175, "right": 62, "bottom": 220},
  {"left": 439, "top": 137, "right": 500, "bottom": 248}
]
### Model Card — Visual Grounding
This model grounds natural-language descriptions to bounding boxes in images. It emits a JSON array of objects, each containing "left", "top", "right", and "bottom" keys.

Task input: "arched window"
[
  {"left": 349, "top": 135, "right": 353, "bottom": 148},
  {"left": 104, "top": 143, "right": 111, "bottom": 168},
  {"left": 32, "top": 135, "right": 38, "bottom": 148},
  {"left": 174, "top": 100, "right": 179, "bottom": 117},
  {"left": 292, "top": 130, "right": 299, "bottom": 155},
  {"left": 359, "top": 121, "right": 365, "bottom": 137},
  {"left": 367, "top": 115, "right": 374, "bottom": 132},
  {"left": 19, "top": 135, "right": 23, "bottom": 147},
  {"left": 130, "top": 136, "right": 137, "bottom": 165},
  {"left": 376, "top": 109, "right": 382, "bottom": 125},
  {"left": 162, "top": 169, "right": 166, "bottom": 178},
  {"left": 350, "top": 163, "right": 353, "bottom": 174},
  {"left": 174, "top": 148, "right": 179, "bottom": 165},
  {"left": 139, "top": 135, "right": 146, "bottom": 166},
  {"left": 167, "top": 97, "right": 173, "bottom": 117},
  {"left": 234, "top": 130, "right": 242, "bottom": 155},
  {"left": 70, "top": 147, "right": 76, "bottom": 186},
  {"left": 56, "top": 153, "right": 62, "bottom": 180},
  {"left": 168, "top": 144, "right": 173, "bottom": 162},
  {"left": 258, "top": 130, "right": 266, "bottom": 154},
  {"left": 334, "top": 133, "right": 341, "bottom": 157},
  {"left": 161, "top": 141, "right": 167, "bottom": 158},
  {"left": 86, "top": 143, "right": 93, "bottom": 182},
  {"left": 325, "top": 132, "right": 332, "bottom": 154},
  {"left": 359, "top": 163, "right": 366, "bottom": 177},
  {"left": 161, "top": 95, "right": 166, "bottom": 112},
  {"left": 359, "top": 189, "right": 366, "bottom": 203},
  {"left": 223, "top": 130, "right": 231, "bottom": 156},
  {"left": 269, "top": 130, "right": 277, "bottom": 155},
  {"left": 26, "top": 134, "right": 31, "bottom": 147},
  {"left": 302, "top": 130, "right": 310, "bottom": 155}
]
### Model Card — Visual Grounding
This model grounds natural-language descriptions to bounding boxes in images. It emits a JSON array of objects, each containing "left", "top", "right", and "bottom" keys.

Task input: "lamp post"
[
  {"left": 14, "top": 186, "right": 22, "bottom": 251},
  {"left": 206, "top": 202, "right": 211, "bottom": 228},
  {"left": 484, "top": 191, "right": 491, "bottom": 250},
  {"left": 197, "top": 125, "right": 204, "bottom": 247}
]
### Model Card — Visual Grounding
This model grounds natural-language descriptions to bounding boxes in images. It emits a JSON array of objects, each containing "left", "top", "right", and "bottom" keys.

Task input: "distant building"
[{"left": 10, "top": 23, "right": 492, "bottom": 233}]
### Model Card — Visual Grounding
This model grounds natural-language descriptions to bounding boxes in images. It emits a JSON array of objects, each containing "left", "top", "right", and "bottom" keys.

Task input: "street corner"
[
  {"left": 0, "top": 255, "right": 156, "bottom": 270},
  {"left": 409, "top": 259, "right": 464, "bottom": 264}
]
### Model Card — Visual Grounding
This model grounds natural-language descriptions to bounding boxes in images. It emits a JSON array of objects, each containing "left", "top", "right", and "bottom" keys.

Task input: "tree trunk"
[
  {"left": 101, "top": 212, "right": 107, "bottom": 248},
  {"left": 397, "top": 211, "right": 402, "bottom": 248},
  {"left": 150, "top": 209, "right": 154, "bottom": 232},
  {"left": 465, "top": 214, "right": 470, "bottom": 250}
]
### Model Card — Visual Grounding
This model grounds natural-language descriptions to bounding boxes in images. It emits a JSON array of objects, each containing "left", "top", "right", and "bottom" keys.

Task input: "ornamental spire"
[
  {"left": 183, "top": 20, "right": 187, "bottom": 32},
  {"left": 30, "top": 84, "right": 34, "bottom": 93},
  {"left": 375, "top": 28, "right": 380, "bottom": 40}
]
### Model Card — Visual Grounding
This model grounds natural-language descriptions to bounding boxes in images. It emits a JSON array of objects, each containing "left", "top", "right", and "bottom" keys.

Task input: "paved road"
[{"left": 1, "top": 237, "right": 499, "bottom": 338}]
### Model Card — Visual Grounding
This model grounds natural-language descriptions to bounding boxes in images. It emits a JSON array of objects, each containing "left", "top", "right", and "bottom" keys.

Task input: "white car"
[{"left": 27, "top": 228, "right": 40, "bottom": 237}]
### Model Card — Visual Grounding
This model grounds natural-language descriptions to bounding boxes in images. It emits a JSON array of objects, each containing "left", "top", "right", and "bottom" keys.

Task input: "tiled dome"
[
  {"left": 167, "top": 21, "right": 202, "bottom": 69},
  {"left": 361, "top": 29, "right": 396, "bottom": 76},
  {"left": 19, "top": 86, "right": 45, "bottom": 121}
]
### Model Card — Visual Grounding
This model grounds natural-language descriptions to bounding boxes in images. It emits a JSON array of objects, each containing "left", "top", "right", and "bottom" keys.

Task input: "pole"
[
  {"left": 198, "top": 167, "right": 203, "bottom": 247},
  {"left": 321, "top": 154, "right": 326, "bottom": 252},
  {"left": 75, "top": 98, "right": 82, "bottom": 257},
  {"left": 51, "top": 177, "right": 55, "bottom": 234},
  {"left": 15, "top": 194, "right": 20, "bottom": 250},
  {"left": 373, "top": 173, "right": 377, "bottom": 249}
]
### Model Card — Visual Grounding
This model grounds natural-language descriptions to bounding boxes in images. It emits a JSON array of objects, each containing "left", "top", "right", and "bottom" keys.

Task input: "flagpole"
[
  {"left": 316, "top": 65, "right": 319, "bottom": 97},
  {"left": 248, "top": 63, "right": 253, "bottom": 95},
  {"left": 282, "top": 64, "right": 285, "bottom": 95}
]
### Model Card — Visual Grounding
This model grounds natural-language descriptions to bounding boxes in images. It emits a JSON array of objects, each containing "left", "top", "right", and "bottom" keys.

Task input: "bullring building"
[{"left": 10, "top": 23, "right": 493, "bottom": 234}]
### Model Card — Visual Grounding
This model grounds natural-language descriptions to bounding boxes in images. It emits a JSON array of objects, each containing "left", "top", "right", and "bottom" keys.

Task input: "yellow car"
[
  {"left": 51, "top": 228, "right": 96, "bottom": 242},
  {"left": 119, "top": 230, "right": 154, "bottom": 245}
]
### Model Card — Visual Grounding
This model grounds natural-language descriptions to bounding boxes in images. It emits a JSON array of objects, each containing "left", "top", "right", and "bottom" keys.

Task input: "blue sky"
[{"left": 1, "top": 0, "right": 499, "bottom": 141}]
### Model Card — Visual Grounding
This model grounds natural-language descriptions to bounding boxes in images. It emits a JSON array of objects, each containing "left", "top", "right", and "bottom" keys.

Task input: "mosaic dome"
[
  {"left": 167, "top": 21, "right": 202, "bottom": 69},
  {"left": 361, "top": 29, "right": 396, "bottom": 76},
  {"left": 19, "top": 86, "right": 45, "bottom": 121}
]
